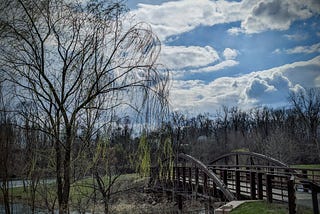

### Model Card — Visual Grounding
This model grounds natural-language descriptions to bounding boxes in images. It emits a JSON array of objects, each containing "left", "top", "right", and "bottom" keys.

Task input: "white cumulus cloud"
[
  {"left": 159, "top": 45, "right": 220, "bottom": 69},
  {"left": 130, "top": 0, "right": 320, "bottom": 40},
  {"left": 272, "top": 43, "right": 320, "bottom": 55},
  {"left": 190, "top": 60, "right": 239, "bottom": 74},
  {"left": 170, "top": 55, "right": 320, "bottom": 113},
  {"left": 130, "top": 0, "right": 245, "bottom": 40},
  {"left": 238, "top": 0, "right": 320, "bottom": 34},
  {"left": 285, "top": 43, "right": 320, "bottom": 54},
  {"left": 223, "top": 48, "right": 239, "bottom": 60},
  {"left": 159, "top": 46, "right": 239, "bottom": 73}
]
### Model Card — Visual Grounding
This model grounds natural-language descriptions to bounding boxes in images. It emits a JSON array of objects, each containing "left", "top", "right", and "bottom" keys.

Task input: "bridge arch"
[
  {"left": 151, "top": 153, "right": 236, "bottom": 201},
  {"left": 176, "top": 153, "right": 236, "bottom": 201},
  {"left": 210, "top": 151, "right": 290, "bottom": 168}
]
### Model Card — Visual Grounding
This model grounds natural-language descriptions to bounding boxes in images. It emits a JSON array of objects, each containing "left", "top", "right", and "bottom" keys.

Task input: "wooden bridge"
[{"left": 149, "top": 152, "right": 320, "bottom": 214}]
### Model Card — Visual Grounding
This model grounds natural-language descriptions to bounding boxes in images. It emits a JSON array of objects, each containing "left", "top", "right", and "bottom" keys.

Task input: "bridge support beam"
[
  {"left": 195, "top": 167, "right": 199, "bottom": 194},
  {"left": 235, "top": 170, "right": 241, "bottom": 199},
  {"left": 250, "top": 171, "right": 256, "bottom": 200},
  {"left": 287, "top": 176, "right": 296, "bottom": 214},
  {"left": 182, "top": 166, "right": 186, "bottom": 191},
  {"left": 312, "top": 191, "right": 319, "bottom": 214},
  {"left": 203, "top": 173, "right": 208, "bottom": 195},
  {"left": 266, "top": 174, "right": 273, "bottom": 203},
  {"left": 257, "top": 172, "right": 263, "bottom": 200},
  {"left": 177, "top": 167, "right": 181, "bottom": 189},
  {"left": 223, "top": 170, "right": 228, "bottom": 186},
  {"left": 188, "top": 167, "right": 192, "bottom": 192},
  {"left": 177, "top": 194, "right": 183, "bottom": 211}
]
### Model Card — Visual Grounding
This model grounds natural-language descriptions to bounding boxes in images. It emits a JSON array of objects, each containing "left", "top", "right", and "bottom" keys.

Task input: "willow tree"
[{"left": 0, "top": 0, "right": 169, "bottom": 212}]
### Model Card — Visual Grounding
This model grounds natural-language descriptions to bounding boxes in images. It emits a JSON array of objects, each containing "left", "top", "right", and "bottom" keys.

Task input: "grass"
[
  {"left": 230, "top": 201, "right": 313, "bottom": 214},
  {"left": 230, "top": 201, "right": 287, "bottom": 214},
  {"left": 69, "top": 173, "right": 143, "bottom": 201},
  {"left": 6, "top": 173, "right": 145, "bottom": 211}
]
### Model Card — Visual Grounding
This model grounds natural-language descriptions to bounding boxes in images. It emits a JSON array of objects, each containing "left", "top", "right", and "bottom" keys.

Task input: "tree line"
[
  {"left": 156, "top": 88, "right": 320, "bottom": 165},
  {"left": 0, "top": 0, "right": 319, "bottom": 213}
]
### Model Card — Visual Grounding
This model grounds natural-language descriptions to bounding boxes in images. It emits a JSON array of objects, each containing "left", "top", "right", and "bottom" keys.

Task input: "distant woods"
[
  {"left": 166, "top": 87, "right": 320, "bottom": 164},
  {"left": 0, "top": 0, "right": 319, "bottom": 213}
]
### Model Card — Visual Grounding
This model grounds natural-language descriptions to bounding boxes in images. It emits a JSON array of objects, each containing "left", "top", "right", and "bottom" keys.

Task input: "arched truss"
[
  {"left": 174, "top": 153, "right": 236, "bottom": 201},
  {"left": 209, "top": 151, "right": 290, "bottom": 168}
]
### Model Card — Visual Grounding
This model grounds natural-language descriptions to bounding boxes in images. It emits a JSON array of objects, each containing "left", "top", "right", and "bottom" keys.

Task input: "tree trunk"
[
  {"left": 55, "top": 138, "right": 64, "bottom": 213},
  {"left": 1, "top": 155, "right": 10, "bottom": 214},
  {"left": 2, "top": 187, "right": 10, "bottom": 214},
  {"left": 60, "top": 127, "right": 72, "bottom": 213},
  {"left": 104, "top": 200, "right": 109, "bottom": 214}
]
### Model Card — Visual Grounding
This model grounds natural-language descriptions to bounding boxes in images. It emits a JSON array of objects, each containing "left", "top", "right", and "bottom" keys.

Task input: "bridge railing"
[
  {"left": 209, "top": 164, "right": 320, "bottom": 184},
  {"left": 209, "top": 167, "right": 295, "bottom": 204},
  {"left": 173, "top": 166, "right": 220, "bottom": 198}
]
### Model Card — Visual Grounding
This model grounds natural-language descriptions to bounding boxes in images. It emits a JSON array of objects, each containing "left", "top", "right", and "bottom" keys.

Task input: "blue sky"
[{"left": 127, "top": 0, "right": 320, "bottom": 114}]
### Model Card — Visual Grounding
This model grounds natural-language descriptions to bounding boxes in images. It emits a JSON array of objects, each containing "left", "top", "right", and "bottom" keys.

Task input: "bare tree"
[
  {"left": 289, "top": 88, "right": 320, "bottom": 160},
  {"left": 92, "top": 136, "right": 120, "bottom": 214},
  {"left": 0, "top": 0, "right": 169, "bottom": 212},
  {"left": 0, "top": 84, "right": 16, "bottom": 214}
]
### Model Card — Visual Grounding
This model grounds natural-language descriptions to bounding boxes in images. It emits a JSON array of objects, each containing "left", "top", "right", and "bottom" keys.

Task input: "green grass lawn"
[
  {"left": 7, "top": 173, "right": 144, "bottom": 210},
  {"left": 69, "top": 173, "right": 143, "bottom": 201},
  {"left": 230, "top": 201, "right": 287, "bottom": 214},
  {"left": 230, "top": 201, "right": 313, "bottom": 214}
]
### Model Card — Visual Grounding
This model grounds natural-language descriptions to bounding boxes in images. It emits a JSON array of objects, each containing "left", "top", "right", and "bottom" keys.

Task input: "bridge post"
[
  {"left": 195, "top": 167, "right": 199, "bottom": 194},
  {"left": 212, "top": 179, "right": 218, "bottom": 197},
  {"left": 287, "top": 176, "right": 296, "bottom": 214},
  {"left": 250, "top": 171, "right": 256, "bottom": 200},
  {"left": 266, "top": 174, "right": 273, "bottom": 203},
  {"left": 257, "top": 172, "right": 263, "bottom": 200},
  {"left": 182, "top": 166, "right": 186, "bottom": 191},
  {"left": 177, "top": 194, "right": 183, "bottom": 211},
  {"left": 203, "top": 172, "right": 208, "bottom": 195},
  {"left": 177, "top": 167, "right": 181, "bottom": 189},
  {"left": 301, "top": 169, "right": 309, "bottom": 192},
  {"left": 223, "top": 170, "right": 228, "bottom": 186},
  {"left": 210, "top": 168, "right": 217, "bottom": 197},
  {"left": 235, "top": 170, "right": 241, "bottom": 199},
  {"left": 188, "top": 167, "right": 192, "bottom": 192},
  {"left": 269, "top": 168, "right": 275, "bottom": 179},
  {"left": 235, "top": 154, "right": 239, "bottom": 168},
  {"left": 173, "top": 166, "right": 176, "bottom": 183},
  {"left": 312, "top": 190, "right": 319, "bottom": 214},
  {"left": 250, "top": 156, "right": 254, "bottom": 165}
]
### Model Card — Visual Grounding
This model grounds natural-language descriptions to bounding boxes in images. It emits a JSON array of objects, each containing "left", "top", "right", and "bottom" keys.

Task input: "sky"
[{"left": 126, "top": 0, "right": 320, "bottom": 114}]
